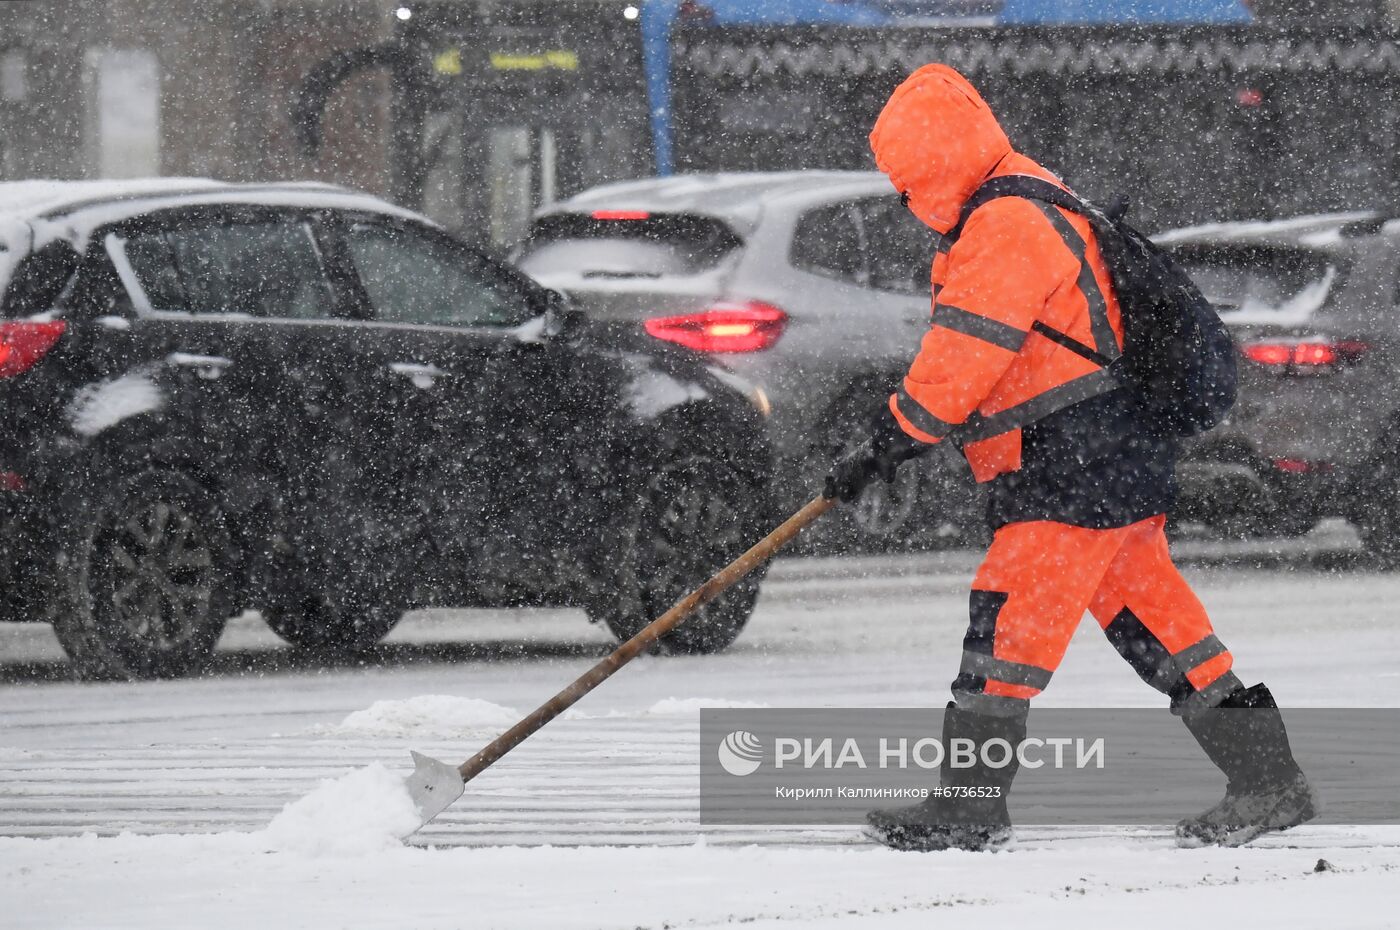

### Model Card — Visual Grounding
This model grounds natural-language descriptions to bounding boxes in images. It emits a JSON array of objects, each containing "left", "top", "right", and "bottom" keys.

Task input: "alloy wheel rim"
[
  {"left": 633, "top": 460, "right": 745, "bottom": 619},
  {"left": 851, "top": 466, "right": 920, "bottom": 535}
]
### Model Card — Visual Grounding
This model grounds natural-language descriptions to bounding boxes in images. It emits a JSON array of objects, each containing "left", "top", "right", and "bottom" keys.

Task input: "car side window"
[
  {"left": 343, "top": 222, "right": 529, "bottom": 327},
  {"left": 119, "top": 233, "right": 183, "bottom": 312},
  {"left": 117, "top": 219, "right": 334, "bottom": 319},
  {"left": 857, "top": 197, "right": 935, "bottom": 296},
  {"left": 0, "top": 241, "right": 84, "bottom": 317},
  {"left": 790, "top": 204, "right": 867, "bottom": 285}
]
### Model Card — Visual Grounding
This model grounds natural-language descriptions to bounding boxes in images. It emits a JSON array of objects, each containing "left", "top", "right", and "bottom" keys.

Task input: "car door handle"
[
  {"left": 166, "top": 352, "right": 232, "bottom": 380},
  {"left": 388, "top": 362, "right": 446, "bottom": 389}
]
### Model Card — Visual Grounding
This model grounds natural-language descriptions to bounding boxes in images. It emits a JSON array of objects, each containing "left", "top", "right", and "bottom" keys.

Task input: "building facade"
[
  {"left": 1, "top": 0, "right": 1396, "bottom": 241},
  {"left": 0, "top": 0, "right": 394, "bottom": 195}
]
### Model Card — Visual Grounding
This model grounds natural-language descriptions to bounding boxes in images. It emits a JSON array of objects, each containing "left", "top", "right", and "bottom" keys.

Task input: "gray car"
[
  {"left": 1157, "top": 211, "right": 1400, "bottom": 557},
  {"left": 515, "top": 171, "right": 984, "bottom": 550}
]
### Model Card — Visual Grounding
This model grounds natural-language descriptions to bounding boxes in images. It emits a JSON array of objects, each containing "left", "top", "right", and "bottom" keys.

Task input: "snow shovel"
[{"left": 402, "top": 493, "right": 837, "bottom": 834}]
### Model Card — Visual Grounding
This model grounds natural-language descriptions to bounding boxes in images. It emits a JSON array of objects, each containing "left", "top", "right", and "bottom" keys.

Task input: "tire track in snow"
[
  {"left": 5, "top": 735, "right": 1398, "bottom": 852},
  {"left": 0, "top": 720, "right": 739, "bottom": 845}
]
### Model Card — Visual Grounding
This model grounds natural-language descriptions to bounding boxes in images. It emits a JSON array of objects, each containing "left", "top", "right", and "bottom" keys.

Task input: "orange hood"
[{"left": 869, "top": 64, "right": 1013, "bottom": 235}]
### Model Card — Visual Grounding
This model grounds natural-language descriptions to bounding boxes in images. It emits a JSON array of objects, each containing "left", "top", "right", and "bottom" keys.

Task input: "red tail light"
[
  {"left": 1236, "top": 88, "right": 1265, "bottom": 108},
  {"left": 591, "top": 210, "right": 651, "bottom": 221},
  {"left": 1241, "top": 339, "right": 1368, "bottom": 373},
  {"left": 1272, "top": 458, "right": 1333, "bottom": 475},
  {"left": 0, "top": 321, "right": 66, "bottom": 379},
  {"left": 644, "top": 302, "right": 787, "bottom": 354}
]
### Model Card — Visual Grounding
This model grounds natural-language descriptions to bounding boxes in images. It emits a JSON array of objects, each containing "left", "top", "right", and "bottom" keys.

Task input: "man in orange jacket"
[{"left": 825, "top": 64, "right": 1315, "bottom": 851}]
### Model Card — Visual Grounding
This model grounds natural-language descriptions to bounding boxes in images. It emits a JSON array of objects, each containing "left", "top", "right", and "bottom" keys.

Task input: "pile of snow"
[
  {"left": 263, "top": 762, "right": 420, "bottom": 856},
  {"left": 314, "top": 695, "right": 520, "bottom": 740},
  {"left": 645, "top": 697, "right": 770, "bottom": 716}
]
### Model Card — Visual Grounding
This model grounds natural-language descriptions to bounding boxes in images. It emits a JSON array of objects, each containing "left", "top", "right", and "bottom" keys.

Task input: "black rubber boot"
[
  {"left": 865, "top": 703, "right": 1024, "bottom": 852},
  {"left": 1177, "top": 682, "right": 1318, "bottom": 847}
]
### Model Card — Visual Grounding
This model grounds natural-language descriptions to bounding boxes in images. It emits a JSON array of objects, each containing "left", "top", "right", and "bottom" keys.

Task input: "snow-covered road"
[{"left": 3, "top": 529, "right": 1399, "bottom": 927}]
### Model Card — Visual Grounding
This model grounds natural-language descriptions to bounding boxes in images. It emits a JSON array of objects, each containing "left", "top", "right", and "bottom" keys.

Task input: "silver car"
[{"left": 516, "top": 171, "right": 983, "bottom": 549}]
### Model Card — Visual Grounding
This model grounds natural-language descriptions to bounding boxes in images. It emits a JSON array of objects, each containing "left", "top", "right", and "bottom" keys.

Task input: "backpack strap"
[
  {"left": 946, "top": 174, "right": 1121, "bottom": 366},
  {"left": 947, "top": 174, "right": 1096, "bottom": 242}
]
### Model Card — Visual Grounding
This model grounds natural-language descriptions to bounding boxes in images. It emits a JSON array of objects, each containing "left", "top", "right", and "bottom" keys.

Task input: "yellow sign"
[
  {"left": 489, "top": 50, "right": 579, "bottom": 71},
  {"left": 433, "top": 49, "right": 462, "bottom": 75}
]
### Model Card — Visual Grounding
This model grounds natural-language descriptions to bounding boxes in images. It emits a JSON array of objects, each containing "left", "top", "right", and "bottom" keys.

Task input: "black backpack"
[{"left": 948, "top": 175, "right": 1237, "bottom": 439}]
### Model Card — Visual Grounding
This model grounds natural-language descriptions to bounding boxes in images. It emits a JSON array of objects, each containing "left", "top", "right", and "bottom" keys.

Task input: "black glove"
[
  {"left": 824, "top": 442, "right": 886, "bottom": 504},
  {"left": 823, "top": 408, "right": 928, "bottom": 503}
]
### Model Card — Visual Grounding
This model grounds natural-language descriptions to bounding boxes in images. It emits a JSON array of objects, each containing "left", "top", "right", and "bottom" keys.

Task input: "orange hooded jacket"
[{"left": 870, "top": 64, "right": 1124, "bottom": 483}]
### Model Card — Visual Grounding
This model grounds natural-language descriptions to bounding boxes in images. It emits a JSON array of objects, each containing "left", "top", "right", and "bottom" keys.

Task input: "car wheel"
[
  {"left": 1358, "top": 457, "right": 1400, "bottom": 567},
  {"left": 1176, "top": 477, "right": 1317, "bottom": 541},
  {"left": 801, "top": 399, "right": 919, "bottom": 554},
  {"left": 589, "top": 454, "right": 764, "bottom": 654},
  {"left": 1246, "top": 506, "right": 1317, "bottom": 540},
  {"left": 52, "top": 469, "right": 234, "bottom": 680},
  {"left": 848, "top": 461, "right": 923, "bottom": 540},
  {"left": 260, "top": 516, "right": 410, "bottom": 655},
  {"left": 262, "top": 589, "right": 403, "bottom": 654}
]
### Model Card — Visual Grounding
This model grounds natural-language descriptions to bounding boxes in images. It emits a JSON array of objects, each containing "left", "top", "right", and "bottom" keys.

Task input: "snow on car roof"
[
  {"left": 0, "top": 178, "right": 425, "bottom": 305},
  {"left": 537, "top": 171, "right": 892, "bottom": 232},
  {"left": 0, "top": 178, "right": 231, "bottom": 220},
  {"left": 1152, "top": 210, "right": 1379, "bottom": 246},
  {"left": 0, "top": 178, "right": 421, "bottom": 230}
]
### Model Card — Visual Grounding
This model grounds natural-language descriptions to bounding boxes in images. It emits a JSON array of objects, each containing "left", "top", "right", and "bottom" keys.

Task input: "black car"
[{"left": 0, "top": 180, "right": 772, "bottom": 679}]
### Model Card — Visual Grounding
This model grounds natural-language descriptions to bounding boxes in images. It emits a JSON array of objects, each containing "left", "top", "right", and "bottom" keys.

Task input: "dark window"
[
  {"left": 0, "top": 240, "right": 82, "bottom": 317},
  {"left": 857, "top": 197, "right": 936, "bottom": 296},
  {"left": 790, "top": 204, "right": 865, "bottom": 284},
  {"left": 119, "top": 220, "right": 334, "bottom": 319},
  {"left": 517, "top": 213, "right": 742, "bottom": 279},
  {"left": 1169, "top": 244, "right": 1340, "bottom": 322},
  {"left": 119, "top": 233, "right": 183, "bottom": 313},
  {"left": 64, "top": 242, "right": 133, "bottom": 319},
  {"left": 345, "top": 223, "right": 530, "bottom": 327}
]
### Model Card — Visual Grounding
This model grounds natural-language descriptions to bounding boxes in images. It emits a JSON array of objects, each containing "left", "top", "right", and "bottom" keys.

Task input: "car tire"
[
  {"left": 1246, "top": 507, "right": 1317, "bottom": 540},
  {"left": 588, "top": 453, "right": 764, "bottom": 655},
  {"left": 52, "top": 468, "right": 235, "bottom": 680},
  {"left": 262, "top": 589, "right": 403, "bottom": 655},
  {"left": 1175, "top": 476, "right": 1317, "bottom": 541},
  {"left": 801, "top": 397, "right": 918, "bottom": 554},
  {"left": 260, "top": 517, "right": 410, "bottom": 655},
  {"left": 1358, "top": 456, "right": 1400, "bottom": 568}
]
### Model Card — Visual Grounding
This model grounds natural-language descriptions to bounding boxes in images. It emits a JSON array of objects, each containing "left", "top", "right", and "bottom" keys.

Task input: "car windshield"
[
  {"left": 1170, "top": 244, "right": 1340, "bottom": 326},
  {"left": 516, "top": 213, "right": 742, "bottom": 279}
]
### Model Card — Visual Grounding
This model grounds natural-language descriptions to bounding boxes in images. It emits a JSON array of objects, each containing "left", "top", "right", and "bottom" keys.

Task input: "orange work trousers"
[{"left": 951, "top": 515, "right": 1242, "bottom": 718}]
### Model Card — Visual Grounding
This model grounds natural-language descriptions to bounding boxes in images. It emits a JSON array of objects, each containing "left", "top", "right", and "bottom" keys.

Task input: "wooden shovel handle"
[{"left": 457, "top": 494, "right": 837, "bottom": 782}]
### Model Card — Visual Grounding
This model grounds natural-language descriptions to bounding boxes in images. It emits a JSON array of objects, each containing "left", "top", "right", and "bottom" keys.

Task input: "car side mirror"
[{"left": 541, "top": 289, "right": 587, "bottom": 337}]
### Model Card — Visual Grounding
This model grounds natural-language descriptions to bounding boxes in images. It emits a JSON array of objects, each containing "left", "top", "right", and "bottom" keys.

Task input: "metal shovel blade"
[{"left": 402, "top": 750, "right": 465, "bottom": 835}]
